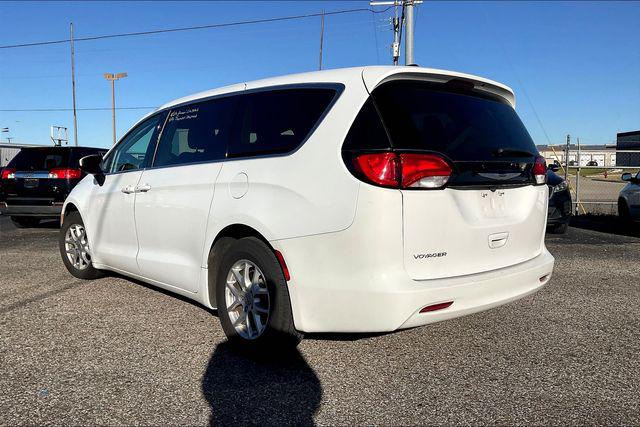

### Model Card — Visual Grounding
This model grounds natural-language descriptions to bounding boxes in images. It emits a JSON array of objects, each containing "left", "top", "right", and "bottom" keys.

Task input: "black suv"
[{"left": 0, "top": 146, "right": 107, "bottom": 227}]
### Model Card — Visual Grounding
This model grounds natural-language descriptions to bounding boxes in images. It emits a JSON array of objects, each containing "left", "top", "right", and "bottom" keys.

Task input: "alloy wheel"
[
  {"left": 224, "top": 260, "right": 270, "bottom": 340},
  {"left": 64, "top": 224, "right": 92, "bottom": 270}
]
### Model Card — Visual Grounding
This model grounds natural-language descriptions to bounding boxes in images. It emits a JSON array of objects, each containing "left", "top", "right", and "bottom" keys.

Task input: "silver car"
[{"left": 618, "top": 172, "right": 640, "bottom": 221}]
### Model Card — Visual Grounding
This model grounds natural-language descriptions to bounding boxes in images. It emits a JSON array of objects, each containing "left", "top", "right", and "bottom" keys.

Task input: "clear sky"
[{"left": 1, "top": 1, "right": 638, "bottom": 149}]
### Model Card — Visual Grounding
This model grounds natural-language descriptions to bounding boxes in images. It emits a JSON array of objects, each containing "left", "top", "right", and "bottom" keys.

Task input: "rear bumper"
[
  {"left": 0, "top": 202, "right": 62, "bottom": 218},
  {"left": 279, "top": 237, "right": 554, "bottom": 333}
]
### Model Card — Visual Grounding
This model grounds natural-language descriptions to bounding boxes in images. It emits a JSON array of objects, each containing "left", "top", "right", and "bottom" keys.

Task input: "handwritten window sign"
[{"left": 168, "top": 107, "right": 199, "bottom": 123}]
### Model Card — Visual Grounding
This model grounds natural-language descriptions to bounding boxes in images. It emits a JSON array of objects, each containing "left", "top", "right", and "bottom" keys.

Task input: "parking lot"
[{"left": 1, "top": 215, "right": 639, "bottom": 425}]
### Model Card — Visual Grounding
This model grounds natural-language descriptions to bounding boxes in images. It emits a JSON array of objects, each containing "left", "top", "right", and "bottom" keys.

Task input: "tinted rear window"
[
  {"left": 372, "top": 80, "right": 537, "bottom": 161},
  {"left": 7, "top": 148, "right": 70, "bottom": 170},
  {"left": 228, "top": 88, "right": 338, "bottom": 157}
]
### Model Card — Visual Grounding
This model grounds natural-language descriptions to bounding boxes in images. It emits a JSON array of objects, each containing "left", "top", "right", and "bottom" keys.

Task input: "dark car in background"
[
  {"left": 0, "top": 146, "right": 107, "bottom": 227},
  {"left": 546, "top": 165, "right": 572, "bottom": 234}
]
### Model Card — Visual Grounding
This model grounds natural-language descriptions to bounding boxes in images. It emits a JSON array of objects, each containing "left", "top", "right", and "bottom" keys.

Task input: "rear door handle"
[
  {"left": 121, "top": 185, "right": 135, "bottom": 194},
  {"left": 136, "top": 183, "right": 151, "bottom": 193}
]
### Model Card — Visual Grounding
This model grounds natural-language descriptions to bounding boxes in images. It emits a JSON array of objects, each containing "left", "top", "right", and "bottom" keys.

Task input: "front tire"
[
  {"left": 216, "top": 237, "right": 302, "bottom": 349},
  {"left": 11, "top": 216, "right": 40, "bottom": 228},
  {"left": 619, "top": 199, "right": 631, "bottom": 223},
  {"left": 547, "top": 222, "right": 568, "bottom": 234},
  {"left": 59, "top": 211, "right": 103, "bottom": 280}
]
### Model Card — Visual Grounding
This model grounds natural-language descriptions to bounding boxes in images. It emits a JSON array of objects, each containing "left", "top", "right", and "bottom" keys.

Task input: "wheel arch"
[
  {"left": 61, "top": 201, "right": 79, "bottom": 225},
  {"left": 206, "top": 223, "right": 277, "bottom": 308}
]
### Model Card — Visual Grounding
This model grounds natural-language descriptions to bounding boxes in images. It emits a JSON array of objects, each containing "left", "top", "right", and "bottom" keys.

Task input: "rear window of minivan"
[
  {"left": 371, "top": 80, "right": 537, "bottom": 161},
  {"left": 344, "top": 80, "right": 539, "bottom": 187}
]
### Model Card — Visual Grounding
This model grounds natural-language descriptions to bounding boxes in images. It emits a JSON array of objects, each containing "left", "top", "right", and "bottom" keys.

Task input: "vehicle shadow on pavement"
[
  {"left": 201, "top": 342, "right": 321, "bottom": 426},
  {"left": 570, "top": 214, "right": 640, "bottom": 238}
]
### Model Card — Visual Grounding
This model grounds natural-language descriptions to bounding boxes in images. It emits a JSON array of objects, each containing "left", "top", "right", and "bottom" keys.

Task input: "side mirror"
[
  {"left": 548, "top": 164, "right": 560, "bottom": 172},
  {"left": 79, "top": 154, "right": 105, "bottom": 185},
  {"left": 621, "top": 172, "right": 632, "bottom": 182}
]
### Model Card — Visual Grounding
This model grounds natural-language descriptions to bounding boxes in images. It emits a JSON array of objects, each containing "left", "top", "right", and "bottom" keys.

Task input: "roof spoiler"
[{"left": 361, "top": 67, "right": 516, "bottom": 108}]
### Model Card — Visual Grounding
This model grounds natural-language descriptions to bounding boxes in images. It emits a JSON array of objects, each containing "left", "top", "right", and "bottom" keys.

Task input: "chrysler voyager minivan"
[{"left": 59, "top": 66, "right": 555, "bottom": 347}]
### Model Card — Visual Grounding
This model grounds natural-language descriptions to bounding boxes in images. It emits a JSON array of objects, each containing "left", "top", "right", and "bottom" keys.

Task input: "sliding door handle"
[
  {"left": 136, "top": 183, "right": 151, "bottom": 193},
  {"left": 121, "top": 185, "right": 135, "bottom": 194}
]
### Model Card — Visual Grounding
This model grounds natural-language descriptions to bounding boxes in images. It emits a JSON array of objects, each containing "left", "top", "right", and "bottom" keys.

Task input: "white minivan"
[{"left": 60, "top": 66, "right": 554, "bottom": 347}]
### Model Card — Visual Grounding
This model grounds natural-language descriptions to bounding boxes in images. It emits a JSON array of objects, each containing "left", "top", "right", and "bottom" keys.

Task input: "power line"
[
  {"left": 0, "top": 107, "right": 156, "bottom": 112},
  {"left": 0, "top": 7, "right": 392, "bottom": 50}
]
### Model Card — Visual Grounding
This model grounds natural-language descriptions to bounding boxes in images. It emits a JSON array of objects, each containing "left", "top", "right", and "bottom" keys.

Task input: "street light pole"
[{"left": 103, "top": 72, "right": 127, "bottom": 145}]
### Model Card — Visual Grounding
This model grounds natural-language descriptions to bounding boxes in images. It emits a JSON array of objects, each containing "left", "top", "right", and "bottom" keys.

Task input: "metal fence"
[{"left": 542, "top": 148, "right": 640, "bottom": 215}]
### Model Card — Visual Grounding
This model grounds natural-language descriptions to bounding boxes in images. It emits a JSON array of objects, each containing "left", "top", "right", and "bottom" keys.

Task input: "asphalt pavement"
[{"left": 0, "top": 215, "right": 639, "bottom": 425}]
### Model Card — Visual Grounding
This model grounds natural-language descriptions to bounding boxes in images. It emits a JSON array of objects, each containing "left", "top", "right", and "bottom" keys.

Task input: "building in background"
[
  {"left": 616, "top": 130, "right": 640, "bottom": 166},
  {"left": 0, "top": 143, "right": 45, "bottom": 166},
  {"left": 537, "top": 144, "right": 617, "bottom": 167}
]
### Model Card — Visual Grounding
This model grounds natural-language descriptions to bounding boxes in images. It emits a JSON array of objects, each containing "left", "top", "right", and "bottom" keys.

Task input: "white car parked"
[
  {"left": 619, "top": 171, "right": 640, "bottom": 221},
  {"left": 60, "top": 66, "right": 555, "bottom": 348}
]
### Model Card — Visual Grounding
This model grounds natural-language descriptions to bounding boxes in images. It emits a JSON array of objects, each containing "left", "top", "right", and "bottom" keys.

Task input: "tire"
[
  {"left": 11, "top": 216, "right": 40, "bottom": 228},
  {"left": 619, "top": 199, "right": 631, "bottom": 223},
  {"left": 59, "top": 211, "right": 104, "bottom": 280},
  {"left": 548, "top": 222, "right": 568, "bottom": 234},
  {"left": 216, "top": 237, "right": 302, "bottom": 349}
]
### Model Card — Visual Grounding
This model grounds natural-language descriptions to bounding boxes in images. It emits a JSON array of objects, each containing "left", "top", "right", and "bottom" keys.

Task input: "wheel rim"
[
  {"left": 224, "top": 260, "right": 270, "bottom": 340},
  {"left": 64, "top": 224, "right": 92, "bottom": 270}
]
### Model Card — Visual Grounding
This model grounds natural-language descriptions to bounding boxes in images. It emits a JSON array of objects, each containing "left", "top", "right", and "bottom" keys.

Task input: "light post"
[{"left": 103, "top": 72, "right": 127, "bottom": 145}]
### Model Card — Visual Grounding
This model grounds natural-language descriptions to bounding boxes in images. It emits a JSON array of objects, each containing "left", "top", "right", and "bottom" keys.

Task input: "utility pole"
[
  {"left": 564, "top": 134, "right": 570, "bottom": 180},
  {"left": 103, "top": 72, "right": 127, "bottom": 145},
  {"left": 370, "top": 0, "right": 422, "bottom": 65},
  {"left": 391, "top": 3, "right": 400, "bottom": 65},
  {"left": 70, "top": 23, "right": 78, "bottom": 146},
  {"left": 318, "top": 10, "right": 325, "bottom": 70},
  {"left": 405, "top": 1, "right": 415, "bottom": 65}
]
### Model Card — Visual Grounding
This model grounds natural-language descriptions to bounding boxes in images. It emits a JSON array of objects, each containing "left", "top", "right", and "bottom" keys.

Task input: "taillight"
[
  {"left": 532, "top": 156, "right": 547, "bottom": 185},
  {"left": 399, "top": 153, "right": 452, "bottom": 188},
  {"left": 352, "top": 152, "right": 451, "bottom": 189},
  {"left": 49, "top": 168, "right": 82, "bottom": 179},
  {"left": 1, "top": 168, "right": 16, "bottom": 179}
]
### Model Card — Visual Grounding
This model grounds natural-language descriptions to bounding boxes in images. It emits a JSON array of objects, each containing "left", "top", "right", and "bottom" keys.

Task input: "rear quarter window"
[{"left": 228, "top": 87, "right": 339, "bottom": 158}]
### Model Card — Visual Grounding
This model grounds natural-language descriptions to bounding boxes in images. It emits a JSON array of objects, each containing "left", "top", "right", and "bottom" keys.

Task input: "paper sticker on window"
[{"left": 168, "top": 107, "right": 199, "bottom": 123}]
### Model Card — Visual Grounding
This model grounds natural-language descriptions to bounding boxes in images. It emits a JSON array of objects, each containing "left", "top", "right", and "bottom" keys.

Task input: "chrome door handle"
[
  {"left": 136, "top": 183, "right": 151, "bottom": 193},
  {"left": 121, "top": 185, "right": 135, "bottom": 194}
]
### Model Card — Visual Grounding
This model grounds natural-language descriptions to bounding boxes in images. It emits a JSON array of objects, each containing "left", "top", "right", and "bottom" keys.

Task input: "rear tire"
[
  {"left": 216, "top": 237, "right": 302, "bottom": 350},
  {"left": 59, "top": 211, "right": 104, "bottom": 280},
  {"left": 10, "top": 216, "right": 40, "bottom": 228}
]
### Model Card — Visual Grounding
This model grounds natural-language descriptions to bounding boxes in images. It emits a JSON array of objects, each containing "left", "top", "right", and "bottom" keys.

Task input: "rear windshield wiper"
[{"left": 492, "top": 147, "right": 536, "bottom": 158}]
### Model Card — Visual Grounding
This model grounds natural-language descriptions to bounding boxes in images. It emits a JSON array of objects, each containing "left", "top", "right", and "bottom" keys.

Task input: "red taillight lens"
[
  {"left": 353, "top": 152, "right": 399, "bottom": 187},
  {"left": 532, "top": 155, "right": 547, "bottom": 185},
  {"left": 352, "top": 152, "right": 451, "bottom": 189},
  {"left": 399, "top": 153, "right": 452, "bottom": 188},
  {"left": 1, "top": 168, "right": 16, "bottom": 179},
  {"left": 49, "top": 168, "right": 82, "bottom": 179}
]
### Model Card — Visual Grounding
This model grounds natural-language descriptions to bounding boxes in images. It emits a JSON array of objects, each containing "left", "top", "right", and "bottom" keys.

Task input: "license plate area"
[{"left": 23, "top": 178, "right": 39, "bottom": 188}]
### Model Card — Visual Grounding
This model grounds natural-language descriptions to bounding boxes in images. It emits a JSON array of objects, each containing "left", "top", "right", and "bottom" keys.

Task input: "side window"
[
  {"left": 153, "top": 97, "right": 237, "bottom": 168},
  {"left": 103, "top": 114, "right": 164, "bottom": 173},
  {"left": 229, "top": 88, "right": 337, "bottom": 157}
]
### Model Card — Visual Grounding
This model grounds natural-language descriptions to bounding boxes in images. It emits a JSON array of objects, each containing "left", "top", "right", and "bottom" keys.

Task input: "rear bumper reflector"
[
  {"left": 274, "top": 250, "right": 291, "bottom": 282},
  {"left": 420, "top": 301, "right": 454, "bottom": 313}
]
